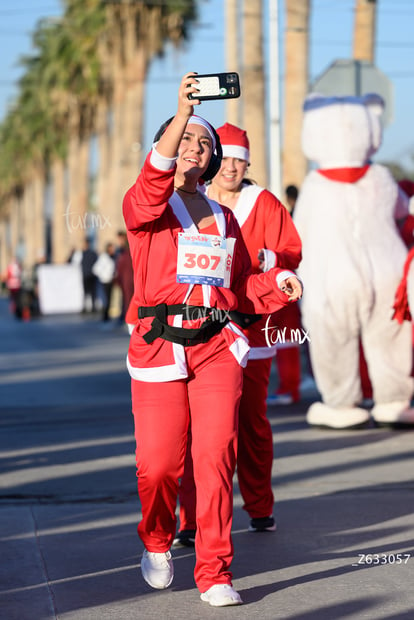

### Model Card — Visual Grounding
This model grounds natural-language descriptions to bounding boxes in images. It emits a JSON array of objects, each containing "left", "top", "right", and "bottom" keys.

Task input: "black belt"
[
  {"left": 227, "top": 310, "right": 262, "bottom": 328},
  {"left": 139, "top": 303, "right": 230, "bottom": 347}
]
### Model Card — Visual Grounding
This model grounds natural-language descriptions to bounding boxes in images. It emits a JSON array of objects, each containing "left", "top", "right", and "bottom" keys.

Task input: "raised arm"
[{"left": 123, "top": 74, "right": 203, "bottom": 231}]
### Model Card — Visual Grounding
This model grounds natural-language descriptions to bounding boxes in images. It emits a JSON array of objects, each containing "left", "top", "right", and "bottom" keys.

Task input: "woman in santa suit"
[
  {"left": 175, "top": 123, "right": 302, "bottom": 546},
  {"left": 123, "top": 74, "right": 302, "bottom": 607}
]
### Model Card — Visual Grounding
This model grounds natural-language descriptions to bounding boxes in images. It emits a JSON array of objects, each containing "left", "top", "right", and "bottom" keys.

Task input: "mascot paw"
[
  {"left": 371, "top": 400, "right": 414, "bottom": 427},
  {"left": 307, "top": 402, "right": 370, "bottom": 430}
]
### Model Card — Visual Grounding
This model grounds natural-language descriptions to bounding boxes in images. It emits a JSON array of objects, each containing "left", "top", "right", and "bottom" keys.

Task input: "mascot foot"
[
  {"left": 371, "top": 400, "right": 414, "bottom": 427},
  {"left": 307, "top": 402, "right": 371, "bottom": 430}
]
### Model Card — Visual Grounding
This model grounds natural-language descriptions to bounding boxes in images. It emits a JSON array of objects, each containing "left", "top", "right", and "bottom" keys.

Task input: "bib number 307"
[{"left": 176, "top": 233, "right": 235, "bottom": 287}]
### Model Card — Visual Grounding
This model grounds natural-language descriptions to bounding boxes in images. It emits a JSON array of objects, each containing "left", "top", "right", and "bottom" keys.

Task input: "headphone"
[{"left": 153, "top": 116, "right": 223, "bottom": 182}]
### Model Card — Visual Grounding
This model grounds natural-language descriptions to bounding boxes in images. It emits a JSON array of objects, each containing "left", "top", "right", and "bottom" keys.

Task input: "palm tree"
[
  {"left": 20, "top": 20, "right": 71, "bottom": 264},
  {"left": 353, "top": 0, "right": 377, "bottom": 62},
  {"left": 282, "top": 0, "right": 310, "bottom": 191},
  {"left": 242, "top": 0, "right": 267, "bottom": 187},
  {"left": 53, "top": 1, "right": 107, "bottom": 255},
  {"left": 102, "top": 0, "right": 198, "bottom": 245},
  {"left": 0, "top": 0, "right": 198, "bottom": 268},
  {"left": 9, "top": 58, "right": 52, "bottom": 267},
  {"left": 225, "top": 0, "right": 240, "bottom": 125}
]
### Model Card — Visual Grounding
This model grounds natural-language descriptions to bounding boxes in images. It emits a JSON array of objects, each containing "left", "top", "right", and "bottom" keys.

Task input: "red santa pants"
[
  {"left": 131, "top": 334, "right": 243, "bottom": 593},
  {"left": 237, "top": 357, "right": 275, "bottom": 517},
  {"left": 272, "top": 303, "right": 302, "bottom": 400},
  {"left": 275, "top": 345, "right": 301, "bottom": 400},
  {"left": 178, "top": 356, "right": 274, "bottom": 528}
]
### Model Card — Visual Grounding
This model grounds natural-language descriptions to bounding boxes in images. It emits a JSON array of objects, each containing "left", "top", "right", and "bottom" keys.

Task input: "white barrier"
[{"left": 38, "top": 264, "right": 84, "bottom": 314}]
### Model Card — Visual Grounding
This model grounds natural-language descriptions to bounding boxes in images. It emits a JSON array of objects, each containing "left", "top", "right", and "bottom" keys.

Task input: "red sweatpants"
[
  {"left": 179, "top": 356, "right": 274, "bottom": 527},
  {"left": 275, "top": 345, "right": 301, "bottom": 400},
  {"left": 272, "top": 302, "right": 302, "bottom": 400},
  {"left": 131, "top": 334, "right": 243, "bottom": 593}
]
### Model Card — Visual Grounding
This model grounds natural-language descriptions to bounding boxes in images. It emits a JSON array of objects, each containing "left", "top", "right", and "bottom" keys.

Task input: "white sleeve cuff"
[
  {"left": 262, "top": 248, "right": 277, "bottom": 272},
  {"left": 150, "top": 146, "right": 177, "bottom": 171},
  {"left": 276, "top": 270, "right": 295, "bottom": 289}
]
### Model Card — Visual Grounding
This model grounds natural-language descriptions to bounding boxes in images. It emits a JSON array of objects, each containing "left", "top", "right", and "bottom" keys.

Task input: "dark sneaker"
[
  {"left": 248, "top": 516, "right": 277, "bottom": 532},
  {"left": 266, "top": 393, "right": 296, "bottom": 406},
  {"left": 172, "top": 529, "right": 196, "bottom": 548}
]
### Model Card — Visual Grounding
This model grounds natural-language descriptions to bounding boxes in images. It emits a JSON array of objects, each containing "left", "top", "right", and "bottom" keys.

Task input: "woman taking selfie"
[{"left": 122, "top": 72, "right": 302, "bottom": 607}]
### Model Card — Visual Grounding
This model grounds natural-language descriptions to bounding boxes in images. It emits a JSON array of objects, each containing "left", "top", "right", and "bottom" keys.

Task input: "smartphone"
[{"left": 188, "top": 72, "right": 241, "bottom": 101}]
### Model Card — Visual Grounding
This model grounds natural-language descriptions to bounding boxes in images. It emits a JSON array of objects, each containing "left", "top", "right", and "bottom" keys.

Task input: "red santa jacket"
[
  {"left": 122, "top": 149, "right": 297, "bottom": 381},
  {"left": 206, "top": 182, "right": 302, "bottom": 356}
]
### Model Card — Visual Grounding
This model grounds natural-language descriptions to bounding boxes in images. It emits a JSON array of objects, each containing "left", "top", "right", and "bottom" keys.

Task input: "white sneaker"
[
  {"left": 200, "top": 584, "right": 243, "bottom": 607},
  {"left": 141, "top": 550, "right": 174, "bottom": 589}
]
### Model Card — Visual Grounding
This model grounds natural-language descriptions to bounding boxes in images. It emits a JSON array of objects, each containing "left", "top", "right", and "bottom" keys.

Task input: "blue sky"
[{"left": 1, "top": 0, "right": 413, "bottom": 168}]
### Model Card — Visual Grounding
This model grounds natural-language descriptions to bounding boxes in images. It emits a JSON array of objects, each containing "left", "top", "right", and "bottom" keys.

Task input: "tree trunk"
[
  {"left": 8, "top": 193, "right": 23, "bottom": 265},
  {"left": 50, "top": 157, "right": 69, "bottom": 263},
  {"left": 32, "top": 169, "right": 46, "bottom": 264},
  {"left": 225, "top": 0, "right": 240, "bottom": 125},
  {"left": 21, "top": 171, "right": 45, "bottom": 270},
  {"left": 0, "top": 213, "right": 10, "bottom": 276},
  {"left": 353, "top": 0, "right": 377, "bottom": 62},
  {"left": 21, "top": 182, "right": 34, "bottom": 269},
  {"left": 95, "top": 98, "right": 114, "bottom": 251},
  {"left": 242, "top": 0, "right": 267, "bottom": 187},
  {"left": 67, "top": 105, "right": 90, "bottom": 252},
  {"left": 107, "top": 32, "right": 127, "bottom": 237},
  {"left": 121, "top": 45, "right": 148, "bottom": 218},
  {"left": 282, "top": 0, "right": 310, "bottom": 191}
]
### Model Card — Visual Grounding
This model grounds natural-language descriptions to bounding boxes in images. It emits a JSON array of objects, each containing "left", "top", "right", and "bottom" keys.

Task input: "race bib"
[{"left": 176, "top": 233, "right": 235, "bottom": 287}]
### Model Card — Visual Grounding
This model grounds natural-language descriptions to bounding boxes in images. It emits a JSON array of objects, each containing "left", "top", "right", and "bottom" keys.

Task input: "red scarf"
[
  {"left": 317, "top": 165, "right": 370, "bottom": 183},
  {"left": 392, "top": 248, "right": 414, "bottom": 323}
]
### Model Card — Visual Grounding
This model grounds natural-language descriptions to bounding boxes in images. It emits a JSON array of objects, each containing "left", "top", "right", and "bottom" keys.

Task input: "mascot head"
[{"left": 301, "top": 93, "right": 385, "bottom": 169}]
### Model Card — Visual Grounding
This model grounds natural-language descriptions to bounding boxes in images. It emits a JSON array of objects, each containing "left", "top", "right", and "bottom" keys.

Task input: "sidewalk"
[{"left": 0, "top": 300, "right": 413, "bottom": 619}]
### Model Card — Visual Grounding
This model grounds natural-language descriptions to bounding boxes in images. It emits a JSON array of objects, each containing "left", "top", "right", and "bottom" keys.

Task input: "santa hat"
[{"left": 216, "top": 123, "right": 250, "bottom": 163}]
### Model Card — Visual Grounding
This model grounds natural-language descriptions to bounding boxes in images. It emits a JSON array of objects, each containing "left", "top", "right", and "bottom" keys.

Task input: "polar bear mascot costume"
[{"left": 293, "top": 93, "right": 414, "bottom": 429}]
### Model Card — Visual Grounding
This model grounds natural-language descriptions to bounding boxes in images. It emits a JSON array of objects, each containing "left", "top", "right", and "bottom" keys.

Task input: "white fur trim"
[
  {"left": 126, "top": 314, "right": 188, "bottom": 382},
  {"left": 126, "top": 354, "right": 188, "bottom": 382},
  {"left": 226, "top": 322, "right": 250, "bottom": 367},
  {"left": 150, "top": 146, "right": 177, "bottom": 170},
  {"left": 170, "top": 191, "right": 226, "bottom": 237},
  {"left": 233, "top": 184, "right": 264, "bottom": 228},
  {"left": 276, "top": 270, "right": 295, "bottom": 288},
  {"left": 248, "top": 344, "right": 278, "bottom": 359},
  {"left": 222, "top": 145, "right": 250, "bottom": 162},
  {"left": 262, "top": 248, "right": 277, "bottom": 271}
]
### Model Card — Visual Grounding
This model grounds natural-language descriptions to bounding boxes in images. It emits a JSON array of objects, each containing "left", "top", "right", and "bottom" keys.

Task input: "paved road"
[{"left": 0, "top": 298, "right": 413, "bottom": 620}]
